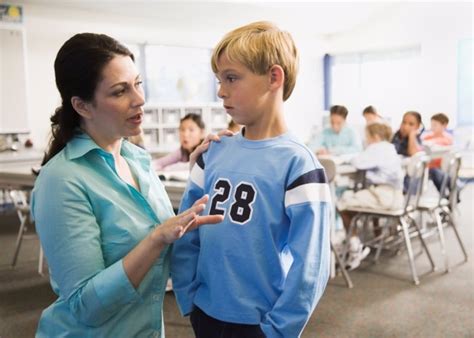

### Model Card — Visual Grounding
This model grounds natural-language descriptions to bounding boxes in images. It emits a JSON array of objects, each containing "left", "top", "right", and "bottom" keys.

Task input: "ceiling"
[{"left": 15, "top": 1, "right": 398, "bottom": 36}]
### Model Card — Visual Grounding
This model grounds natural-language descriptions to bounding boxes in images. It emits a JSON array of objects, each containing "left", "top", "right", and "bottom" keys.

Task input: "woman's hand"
[
  {"left": 151, "top": 195, "right": 223, "bottom": 245},
  {"left": 189, "top": 129, "right": 234, "bottom": 170}
]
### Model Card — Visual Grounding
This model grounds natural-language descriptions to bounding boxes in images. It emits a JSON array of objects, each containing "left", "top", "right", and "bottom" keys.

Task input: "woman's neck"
[{"left": 81, "top": 124, "right": 122, "bottom": 158}]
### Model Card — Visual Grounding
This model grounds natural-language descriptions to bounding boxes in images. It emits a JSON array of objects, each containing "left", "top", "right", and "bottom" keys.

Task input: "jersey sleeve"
[
  {"left": 260, "top": 162, "right": 332, "bottom": 338},
  {"left": 170, "top": 153, "right": 206, "bottom": 316}
]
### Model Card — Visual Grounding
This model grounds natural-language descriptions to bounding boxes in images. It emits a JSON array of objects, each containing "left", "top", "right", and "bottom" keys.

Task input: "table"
[{"left": 0, "top": 147, "right": 43, "bottom": 165}]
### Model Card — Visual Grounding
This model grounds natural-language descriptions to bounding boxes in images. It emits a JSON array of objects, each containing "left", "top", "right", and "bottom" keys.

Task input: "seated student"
[
  {"left": 362, "top": 105, "right": 384, "bottom": 124},
  {"left": 153, "top": 113, "right": 205, "bottom": 171},
  {"left": 312, "top": 105, "right": 362, "bottom": 156},
  {"left": 392, "top": 111, "right": 424, "bottom": 192},
  {"left": 391, "top": 110, "right": 424, "bottom": 157},
  {"left": 338, "top": 122, "right": 404, "bottom": 270},
  {"left": 422, "top": 113, "right": 454, "bottom": 193}
]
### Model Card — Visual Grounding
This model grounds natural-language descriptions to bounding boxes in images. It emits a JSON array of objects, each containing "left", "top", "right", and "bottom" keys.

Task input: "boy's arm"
[
  {"left": 260, "top": 168, "right": 332, "bottom": 338},
  {"left": 170, "top": 154, "right": 206, "bottom": 316}
]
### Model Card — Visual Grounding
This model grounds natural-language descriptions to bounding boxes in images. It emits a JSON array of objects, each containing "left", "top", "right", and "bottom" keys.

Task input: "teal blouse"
[{"left": 31, "top": 132, "right": 175, "bottom": 338}]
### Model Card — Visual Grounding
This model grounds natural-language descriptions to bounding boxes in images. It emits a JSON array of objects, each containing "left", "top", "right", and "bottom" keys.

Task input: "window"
[
  {"left": 457, "top": 38, "right": 473, "bottom": 126},
  {"left": 144, "top": 45, "right": 216, "bottom": 103},
  {"left": 329, "top": 47, "right": 422, "bottom": 126},
  {"left": 126, "top": 43, "right": 217, "bottom": 103}
]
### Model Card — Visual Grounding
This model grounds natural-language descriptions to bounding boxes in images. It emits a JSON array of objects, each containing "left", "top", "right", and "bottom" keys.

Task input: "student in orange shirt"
[{"left": 422, "top": 113, "right": 454, "bottom": 193}]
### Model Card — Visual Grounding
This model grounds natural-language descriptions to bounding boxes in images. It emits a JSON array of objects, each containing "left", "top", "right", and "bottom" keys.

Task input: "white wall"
[
  {"left": 18, "top": 4, "right": 324, "bottom": 149},
  {"left": 325, "top": 2, "right": 473, "bottom": 130}
]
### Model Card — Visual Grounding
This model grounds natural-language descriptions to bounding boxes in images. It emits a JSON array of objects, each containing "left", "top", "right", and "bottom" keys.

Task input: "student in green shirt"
[{"left": 310, "top": 105, "right": 362, "bottom": 156}]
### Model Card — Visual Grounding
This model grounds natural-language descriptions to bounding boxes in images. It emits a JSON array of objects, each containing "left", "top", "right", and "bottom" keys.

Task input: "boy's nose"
[{"left": 217, "top": 86, "right": 227, "bottom": 99}]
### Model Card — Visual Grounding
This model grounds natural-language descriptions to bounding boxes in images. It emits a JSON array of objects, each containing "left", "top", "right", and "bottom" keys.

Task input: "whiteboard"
[{"left": 0, "top": 27, "right": 29, "bottom": 134}]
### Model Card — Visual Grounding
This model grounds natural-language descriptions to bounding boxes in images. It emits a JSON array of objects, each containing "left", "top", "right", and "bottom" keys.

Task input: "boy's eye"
[
  {"left": 227, "top": 75, "right": 237, "bottom": 82},
  {"left": 135, "top": 81, "right": 143, "bottom": 87}
]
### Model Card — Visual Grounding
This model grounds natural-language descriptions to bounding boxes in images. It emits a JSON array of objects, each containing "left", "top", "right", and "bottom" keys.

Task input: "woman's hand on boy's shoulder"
[{"left": 189, "top": 129, "right": 235, "bottom": 170}]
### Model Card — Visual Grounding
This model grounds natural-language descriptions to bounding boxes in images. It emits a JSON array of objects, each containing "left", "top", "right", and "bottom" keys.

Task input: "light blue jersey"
[{"left": 171, "top": 131, "right": 331, "bottom": 338}]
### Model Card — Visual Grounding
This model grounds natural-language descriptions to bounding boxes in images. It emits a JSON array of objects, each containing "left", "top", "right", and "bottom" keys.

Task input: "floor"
[{"left": 0, "top": 185, "right": 473, "bottom": 338}]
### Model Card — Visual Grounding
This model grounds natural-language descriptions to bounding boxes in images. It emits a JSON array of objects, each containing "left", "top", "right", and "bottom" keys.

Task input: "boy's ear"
[
  {"left": 71, "top": 96, "right": 93, "bottom": 120},
  {"left": 269, "top": 65, "right": 284, "bottom": 91}
]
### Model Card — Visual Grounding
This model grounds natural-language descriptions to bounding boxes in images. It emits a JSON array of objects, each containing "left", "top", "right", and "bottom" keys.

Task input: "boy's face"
[
  {"left": 215, "top": 53, "right": 270, "bottom": 126},
  {"left": 430, "top": 119, "right": 446, "bottom": 134},
  {"left": 330, "top": 114, "right": 345, "bottom": 133}
]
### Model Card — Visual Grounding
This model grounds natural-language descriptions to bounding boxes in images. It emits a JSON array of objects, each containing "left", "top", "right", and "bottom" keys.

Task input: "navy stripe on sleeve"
[
  {"left": 196, "top": 153, "right": 205, "bottom": 170},
  {"left": 286, "top": 168, "right": 327, "bottom": 191}
]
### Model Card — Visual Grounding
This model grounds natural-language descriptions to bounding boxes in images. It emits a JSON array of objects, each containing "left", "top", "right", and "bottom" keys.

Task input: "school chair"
[
  {"left": 319, "top": 157, "right": 353, "bottom": 288},
  {"left": 417, "top": 151, "right": 468, "bottom": 272},
  {"left": 340, "top": 153, "right": 436, "bottom": 285}
]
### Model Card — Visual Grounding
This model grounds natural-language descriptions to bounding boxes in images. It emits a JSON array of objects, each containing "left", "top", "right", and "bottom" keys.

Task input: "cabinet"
[{"left": 142, "top": 102, "right": 229, "bottom": 153}]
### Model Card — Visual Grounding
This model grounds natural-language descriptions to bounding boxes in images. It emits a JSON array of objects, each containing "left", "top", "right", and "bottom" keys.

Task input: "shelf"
[{"left": 142, "top": 102, "right": 230, "bottom": 151}]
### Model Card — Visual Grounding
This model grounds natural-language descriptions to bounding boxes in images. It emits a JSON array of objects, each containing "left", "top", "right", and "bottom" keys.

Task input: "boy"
[
  {"left": 362, "top": 105, "right": 383, "bottom": 124},
  {"left": 311, "top": 105, "right": 362, "bottom": 156},
  {"left": 171, "top": 21, "right": 331, "bottom": 338},
  {"left": 422, "top": 113, "right": 454, "bottom": 192}
]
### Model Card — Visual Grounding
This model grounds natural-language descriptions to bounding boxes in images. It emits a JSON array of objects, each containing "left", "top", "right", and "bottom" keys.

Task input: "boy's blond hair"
[
  {"left": 366, "top": 122, "right": 393, "bottom": 142},
  {"left": 211, "top": 21, "right": 299, "bottom": 101}
]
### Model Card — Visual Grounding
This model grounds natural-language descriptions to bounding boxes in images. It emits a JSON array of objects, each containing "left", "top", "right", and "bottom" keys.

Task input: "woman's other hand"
[
  {"left": 189, "top": 129, "right": 234, "bottom": 170},
  {"left": 151, "top": 195, "right": 223, "bottom": 245}
]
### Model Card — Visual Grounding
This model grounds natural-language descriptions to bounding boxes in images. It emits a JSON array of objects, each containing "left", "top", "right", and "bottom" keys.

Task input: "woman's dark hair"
[
  {"left": 42, "top": 33, "right": 134, "bottom": 165},
  {"left": 329, "top": 105, "right": 348, "bottom": 119},
  {"left": 179, "top": 113, "right": 205, "bottom": 161}
]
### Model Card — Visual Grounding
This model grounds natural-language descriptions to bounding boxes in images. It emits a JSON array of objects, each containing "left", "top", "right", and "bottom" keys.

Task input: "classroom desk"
[
  {"left": 0, "top": 163, "right": 37, "bottom": 189},
  {"left": 0, "top": 163, "right": 186, "bottom": 210},
  {"left": 0, "top": 147, "right": 43, "bottom": 165}
]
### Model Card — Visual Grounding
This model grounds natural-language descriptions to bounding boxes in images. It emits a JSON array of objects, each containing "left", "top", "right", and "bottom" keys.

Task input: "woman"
[{"left": 31, "top": 33, "right": 223, "bottom": 337}]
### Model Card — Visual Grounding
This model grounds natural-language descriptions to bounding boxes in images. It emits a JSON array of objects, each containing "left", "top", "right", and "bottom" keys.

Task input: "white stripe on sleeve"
[
  {"left": 284, "top": 183, "right": 331, "bottom": 208},
  {"left": 190, "top": 163, "right": 204, "bottom": 189}
]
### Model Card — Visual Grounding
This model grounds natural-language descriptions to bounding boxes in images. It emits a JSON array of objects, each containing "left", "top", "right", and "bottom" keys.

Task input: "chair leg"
[
  {"left": 433, "top": 209, "right": 450, "bottom": 272},
  {"left": 400, "top": 217, "right": 420, "bottom": 285},
  {"left": 374, "top": 225, "right": 389, "bottom": 264},
  {"left": 408, "top": 215, "right": 436, "bottom": 272},
  {"left": 342, "top": 214, "right": 363, "bottom": 262},
  {"left": 11, "top": 210, "right": 27, "bottom": 268},
  {"left": 331, "top": 242, "right": 353, "bottom": 288},
  {"left": 446, "top": 210, "right": 469, "bottom": 262}
]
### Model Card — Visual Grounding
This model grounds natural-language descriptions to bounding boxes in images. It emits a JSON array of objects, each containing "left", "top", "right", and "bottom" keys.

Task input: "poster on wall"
[{"left": 0, "top": 4, "right": 23, "bottom": 23}]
